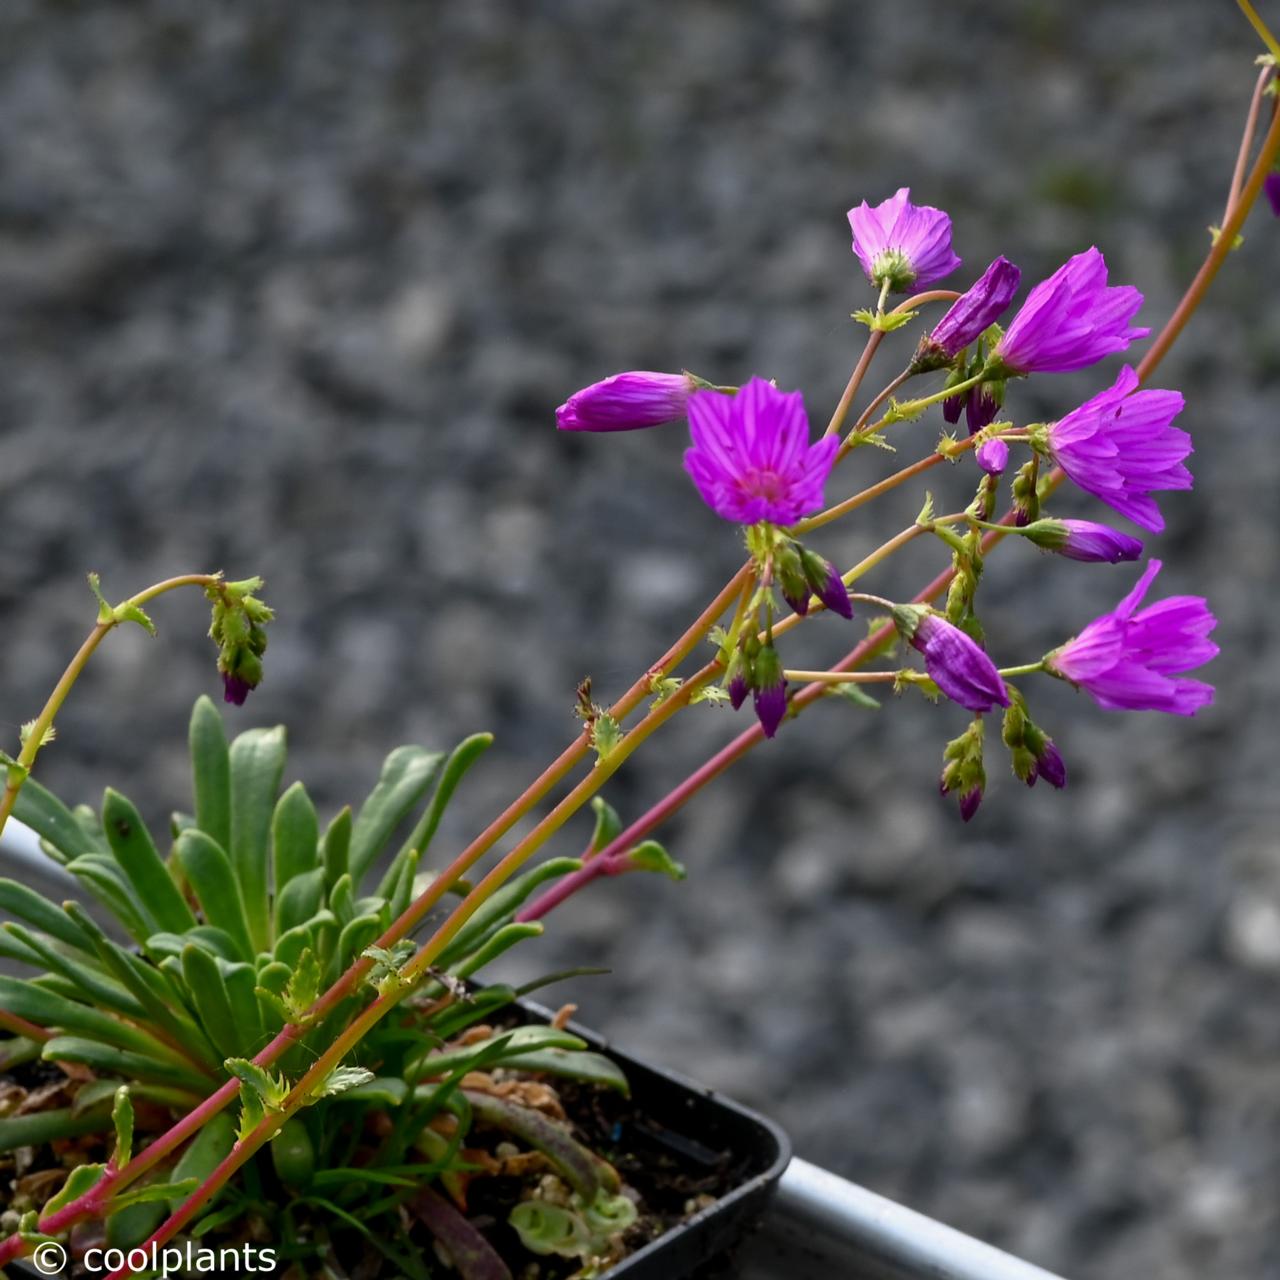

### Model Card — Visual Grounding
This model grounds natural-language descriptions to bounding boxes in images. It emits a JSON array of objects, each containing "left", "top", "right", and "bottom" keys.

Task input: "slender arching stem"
[{"left": 0, "top": 574, "right": 221, "bottom": 839}]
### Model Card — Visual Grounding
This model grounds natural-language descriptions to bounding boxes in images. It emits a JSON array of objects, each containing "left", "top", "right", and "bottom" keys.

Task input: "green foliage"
[{"left": 0, "top": 698, "right": 633, "bottom": 1274}]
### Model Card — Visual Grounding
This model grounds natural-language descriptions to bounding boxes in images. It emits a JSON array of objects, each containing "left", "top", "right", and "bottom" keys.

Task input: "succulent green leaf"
[
  {"left": 44, "top": 1161, "right": 108, "bottom": 1213},
  {"left": 3, "top": 922, "right": 147, "bottom": 1020},
  {"left": 43, "top": 1036, "right": 212, "bottom": 1093},
  {"left": 464, "top": 1090, "right": 605, "bottom": 1200},
  {"left": 270, "top": 1116, "right": 315, "bottom": 1189},
  {"left": 64, "top": 854, "right": 157, "bottom": 943},
  {"left": 11, "top": 776, "right": 103, "bottom": 864},
  {"left": 0, "top": 975, "right": 172, "bottom": 1060},
  {"left": 497, "top": 1049, "right": 630, "bottom": 1096},
  {"left": 174, "top": 829, "right": 255, "bottom": 961},
  {"left": 321, "top": 806, "right": 352, "bottom": 891},
  {"left": 112, "top": 1086, "right": 134, "bottom": 1166},
  {"left": 380, "top": 733, "right": 493, "bottom": 897},
  {"left": 450, "top": 922, "right": 544, "bottom": 979},
  {"left": 273, "top": 866, "right": 325, "bottom": 939},
  {"left": 0, "top": 878, "right": 97, "bottom": 954},
  {"left": 329, "top": 1076, "right": 410, "bottom": 1108},
  {"left": 169, "top": 1111, "right": 236, "bottom": 1213},
  {"left": 189, "top": 696, "right": 232, "bottom": 852},
  {"left": 624, "top": 839, "right": 686, "bottom": 881},
  {"left": 180, "top": 946, "right": 241, "bottom": 1061},
  {"left": 409, "top": 1026, "right": 586, "bottom": 1084},
  {"left": 349, "top": 745, "right": 445, "bottom": 888},
  {"left": 435, "top": 858, "right": 582, "bottom": 969},
  {"left": 228, "top": 725, "right": 287, "bottom": 952},
  {"left": 271, "top": 780, "right": 319, "bottom": 898},
  {"left": 101, "top": 789, "right": 198, "bottom": 934},
  {"left": 588, "top": 796, "right": 622, "bottom": 855}
]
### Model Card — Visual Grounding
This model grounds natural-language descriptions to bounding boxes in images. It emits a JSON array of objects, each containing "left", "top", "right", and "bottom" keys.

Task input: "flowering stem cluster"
[{"left": 4, "top": 17, "right": 1280, "bottom": 1276}]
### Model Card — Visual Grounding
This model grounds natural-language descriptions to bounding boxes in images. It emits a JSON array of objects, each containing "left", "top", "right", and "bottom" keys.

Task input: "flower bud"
[
  {"left": 965, "top": 382, "right": 1003, "bottom": 433},
  {"left": 750, "top": 644, "right": 788, "bottom": 739},
  {"left": 1019, "top": 518, "right": 1143, "bottom": 564},
  {"left": 556, "top": 371, "right": 694, "bottom": 432},
  {"left": 775, "top": 543, "right": 811, "bottom": 616},
  {"left": 799, "top": 548, "right": 853, "bottom": 619},
  {"left": 939, "top": 719, "right": 986, "bottom": 822},
  {"left": 912, "top": 257, "right": 1021, "bottom": 371},
  {"left": 894, "top": 606, "right": 1008, "bottom": 714},
  {"left": 1011, "top": 459, "right": 1040, "bottom": 526},
  {"left": 975, "top": 437, "right": 1008, "bottom": 476}
]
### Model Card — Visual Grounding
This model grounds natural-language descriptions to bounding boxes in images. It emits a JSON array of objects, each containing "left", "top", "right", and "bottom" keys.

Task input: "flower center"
[{"left": 736, "top": 468, "right": 787, "bottom": 502}]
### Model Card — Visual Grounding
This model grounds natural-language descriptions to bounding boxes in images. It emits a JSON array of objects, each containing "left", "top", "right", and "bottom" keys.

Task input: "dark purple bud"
[
  {"left": 958, "top": 785, "right": 983, "bottom": 822},
  {"left": 975, "top": 437, "right": 1009, "bottom": 476},
  {"left": 965, "top": 385, "right": 1002, "bottom": 433},
  {"left": 927, "top": 256, "right": 1022, "bottom": 361},
  {"left": 1034, "top": 739, "right": 1067, "bottom": 789},
  {"left": 799, "top": 547, "right": 853, "bottom": 619},
  {"left": 1265, "top": 172, "right": 1280, "bottom": 219},
  {"left": 942, "top": 393, "right": 964, "bottom": 424},
  {"left": 222, "top": 673, "right": 253, "bottom": 706},
  {"left": 751, "top": 644, "right": 787, "bottom": 738},
  {"left": 728, "top": 671, "right": 749, "bottom": 710},
  {"left": 815, "top": 562, "right": 854, "bottom": 619},
  {"left": 753, "top": 679, "right": 789, "bottom": 739}
]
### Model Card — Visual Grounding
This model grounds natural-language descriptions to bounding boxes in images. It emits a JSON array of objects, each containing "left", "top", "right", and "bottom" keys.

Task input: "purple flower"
[
  {"left": 684, "top": 377, "right": 837, "bottom": 526},
  {"left": 847, "top": 188, "right": 961, "bottom": 292},
  {"left": 914, "top": 257, "right": 1021, "bottom": 369},
  {"left": 1044, "top": 366, "right": 1191, "bottom": 532},
  {"left": 556, "top": 371, "right": 692, "bottom": 432},
  {"left": 1045, "top": 560, "right": 1217, "bottom": 715},
  {"left": 1265, "top": 172, "right": 1280, "bottom": 218},
  {"left": 222, "top": 673, "right": 253, "bottom": 706},
  {"left": 895, "top": 607, "right": 1010, "bottom": 713},
  {"left": 991, "top": 248, "right": 1149, "bottom": 374},
  {"left": 975, "top": 437, "right": 1009, "bottom": 475}
]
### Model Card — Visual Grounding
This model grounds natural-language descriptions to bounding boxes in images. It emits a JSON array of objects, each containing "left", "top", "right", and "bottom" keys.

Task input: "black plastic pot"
[
  {"left": 4, "top": 997, "right": 790, "bottom": 1280},
  {"left": 514, "top": 995, "right": 792, "bottom": 1279}
]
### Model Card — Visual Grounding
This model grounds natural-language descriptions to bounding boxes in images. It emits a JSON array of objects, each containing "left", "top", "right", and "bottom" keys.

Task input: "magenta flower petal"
[
  {"left": 993, "top": 248, "right": 1150, "bottom": 374},
  {"left": 556, "top": 371, "right": 693, "bottom": 432},
  {"left": 847, "top": 187, "right": 961, "bottom": 292},
  {"left": 1046, "top": 560, "right": 1218, "bottom": 715},
  {"left": 683, "top": 378, "right": 837, "bottom": 525},
  {"left": 1046, "top": 366, "right": 1191, "bottom": 533}
]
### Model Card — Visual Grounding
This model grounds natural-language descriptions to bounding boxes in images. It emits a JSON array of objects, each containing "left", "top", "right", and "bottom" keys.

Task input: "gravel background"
[{"left": 2, "top": 3, "right": 1279, "bottom": 1277}]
